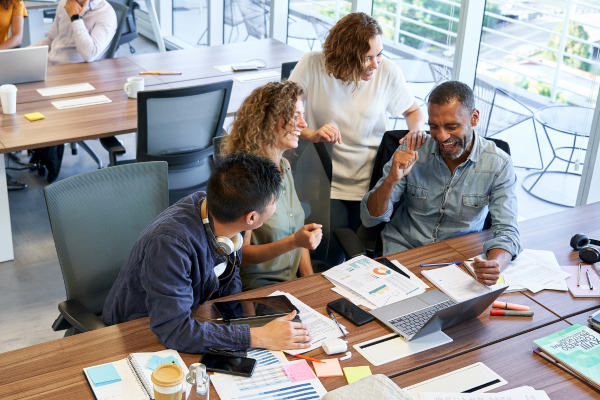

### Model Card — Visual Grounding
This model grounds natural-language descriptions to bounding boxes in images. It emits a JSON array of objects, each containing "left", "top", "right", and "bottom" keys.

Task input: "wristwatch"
[{"left": 70, "top": 14, "right": 81, "bottom": 22}]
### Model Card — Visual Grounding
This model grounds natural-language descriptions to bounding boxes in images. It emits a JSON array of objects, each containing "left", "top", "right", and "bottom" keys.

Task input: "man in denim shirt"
[
  {"left": 361, "top": 81, "right": 521, "bottom": 285},
  {"left": 103, "top": 154, "right": 313, "bottom": 353}
]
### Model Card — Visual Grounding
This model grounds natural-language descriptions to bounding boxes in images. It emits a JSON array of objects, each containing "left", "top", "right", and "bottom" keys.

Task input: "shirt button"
[
  {"left": 290, "top": 255, "right": 293, "bottom": 259},
  {"left": 282, "top": 190, "right": 286, "bottom": 194},
  {"left": 289, "top": 213, "right": 293, "bottom": 217}
]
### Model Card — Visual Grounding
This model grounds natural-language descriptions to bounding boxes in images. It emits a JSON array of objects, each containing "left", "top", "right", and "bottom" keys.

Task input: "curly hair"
[
  {"left": 221, "top": 80, "right": 304, "bottom": 159},
  {"left": 321, "top": 12, "right": 383, "bottom": 88},
  {"left": 1, "top": 0, "right": 22, "bottom": 10}
]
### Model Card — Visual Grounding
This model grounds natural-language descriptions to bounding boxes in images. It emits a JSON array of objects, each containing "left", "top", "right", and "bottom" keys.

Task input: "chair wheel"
[{"left": 130, "top": 47, "right": 135, "bottom": 54}]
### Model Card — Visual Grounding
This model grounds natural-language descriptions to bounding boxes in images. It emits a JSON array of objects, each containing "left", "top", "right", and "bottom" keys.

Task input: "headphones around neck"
[
  {"left": 570, "top": 233, "right": 600, "bottom": 264},
  {"left": 201, "top": 200, "right": 243, "bottom": 256}
]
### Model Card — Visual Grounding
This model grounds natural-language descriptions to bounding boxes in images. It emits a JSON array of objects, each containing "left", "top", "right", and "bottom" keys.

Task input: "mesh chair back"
[
  {"left": 110, "top": 0, "right": 139, "bottom": 47},
  {"left": 236, "top": 0, "right": 269, "bottom": 39},
  {"left": 137, "top": 82, "right": 232, "bottom": 203},
  {"left": 44, "top": 162, "right": 169, "bottom": 315},
  {"left": 225, "top": 0, "right": 244, "bottom": 26},
  {"left": 103, "top": 2, "right": 128, "bottom": 59}
]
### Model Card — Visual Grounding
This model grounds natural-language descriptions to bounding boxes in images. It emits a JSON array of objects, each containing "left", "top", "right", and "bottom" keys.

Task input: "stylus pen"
[
  {"left": 420, "top": 262, "right": 462, "bottom": 267},
  {"left": 327, "top": 307, "right": 346, "bottom": 338},
  {"left": 587, "top": 270, "right": 594, "bottom": 290},
  {"left": 578, "top": 263, "right": 582, "bottom": 287}
]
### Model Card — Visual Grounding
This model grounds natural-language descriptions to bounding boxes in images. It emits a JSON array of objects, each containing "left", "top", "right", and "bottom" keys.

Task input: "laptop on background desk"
[{"left": 0, "top": 46, "right": 48, "bottom": 85}]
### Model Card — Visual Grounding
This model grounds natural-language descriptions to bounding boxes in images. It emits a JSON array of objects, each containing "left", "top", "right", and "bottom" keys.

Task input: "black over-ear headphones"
[{"left": 570, "top": 233, "right": 600, "bottom": 264}]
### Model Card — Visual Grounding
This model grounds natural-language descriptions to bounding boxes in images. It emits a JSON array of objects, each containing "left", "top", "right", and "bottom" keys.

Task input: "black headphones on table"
[{"left": 570, "top": 233, "right": 600, "bottom": 264}]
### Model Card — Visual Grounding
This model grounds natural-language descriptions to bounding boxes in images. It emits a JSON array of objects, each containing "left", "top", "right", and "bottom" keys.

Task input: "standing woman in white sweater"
[{"left": 289, "top": 12, "right": 426, "bottom": 265}]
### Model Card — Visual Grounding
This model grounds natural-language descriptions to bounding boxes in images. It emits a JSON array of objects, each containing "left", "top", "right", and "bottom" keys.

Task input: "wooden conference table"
[
  {"left": 1, "top": 203, "right": 599, "bottom": 399},
  {"left": 0, "top": 39, "right": 304, "bottom": 263}
]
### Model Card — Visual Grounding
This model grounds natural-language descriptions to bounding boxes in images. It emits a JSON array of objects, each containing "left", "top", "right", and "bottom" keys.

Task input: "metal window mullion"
[
  {"left": 270, "top": 0, "right": 288, "bottom": 42},
  {"left": 207, "top": 0, "right": 224, "bottom": 46},
  {"left": 352, "top": 0, "right": 373, "bottom": 14},
  {"left": 552, "top": 0, "right": 575, "bottom": 102},
  {"left": 452, "top": 0, "right": 485, "bottom": 88},
  {"left": 576, "top": 88, "right": 600, "bottom": 205}
]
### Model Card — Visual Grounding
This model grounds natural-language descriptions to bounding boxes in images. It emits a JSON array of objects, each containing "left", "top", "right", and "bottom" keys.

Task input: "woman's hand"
[
  {"left": 399, "top": 130, "right": 428, "bottom": 150},
  {"left": 293, "top": 223, "right": 323, "bottom": 250},
  {"left": 302, "top": 124, "right": 341, "bottom": 144}
]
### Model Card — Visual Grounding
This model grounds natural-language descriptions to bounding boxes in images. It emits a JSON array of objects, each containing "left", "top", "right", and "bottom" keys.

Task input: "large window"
[{"left": 474, "top": 0, "right": 600, "bottom": 214}]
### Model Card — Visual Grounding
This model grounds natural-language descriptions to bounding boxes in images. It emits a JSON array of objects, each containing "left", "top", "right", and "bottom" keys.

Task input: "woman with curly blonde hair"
[
  {"left": 222, "top": 80, "right": 323, "bottom": 290},
  {"left": 289, "top": 12, "right": 426, "bottom": 265}
]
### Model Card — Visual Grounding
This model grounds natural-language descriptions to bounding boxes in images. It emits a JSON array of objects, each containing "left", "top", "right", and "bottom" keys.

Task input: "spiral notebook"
[{"left": 83, "top": 349, "right": 188, "bottom": 400}]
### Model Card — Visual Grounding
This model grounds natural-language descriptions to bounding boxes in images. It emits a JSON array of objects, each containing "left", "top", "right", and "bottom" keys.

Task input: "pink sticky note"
[
  {"left": 312, "top": 359, "right": 343, "bottom": 378},
  {"left": 282, "top": 360, "right": 316, "bottom": 383}
]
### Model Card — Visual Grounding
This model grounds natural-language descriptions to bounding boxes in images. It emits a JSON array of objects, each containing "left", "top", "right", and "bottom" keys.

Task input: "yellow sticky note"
[
  {"left": 24, "top": 112, "right": 45, "bottom": 121},
  {"left": 497, "top": 275, "right": 506, "bottom": 284},
  {"left": 343, "top": 366, "right": 372, "bottom": 384},
  {"left": 313, "top": 359, "right": 343, "bottom": 378}
]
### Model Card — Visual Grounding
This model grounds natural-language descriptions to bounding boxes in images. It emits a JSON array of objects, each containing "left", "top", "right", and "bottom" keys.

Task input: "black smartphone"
[
  {"left": 199, "top": 352, "right": 257, "bottom": 377},
  {"left": 327, "top": 298, "right": 374, "bottom": 326}
]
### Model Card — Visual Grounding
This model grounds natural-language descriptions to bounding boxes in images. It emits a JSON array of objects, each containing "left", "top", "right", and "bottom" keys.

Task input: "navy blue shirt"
[{"left": 102, "top": 192, "right": 250, "bottom": 353}]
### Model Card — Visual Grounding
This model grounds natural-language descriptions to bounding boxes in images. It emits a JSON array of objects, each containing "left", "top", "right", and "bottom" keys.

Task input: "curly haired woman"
[
  {"left": 221, "top": 80, "right": 323, "bottom": 291},
  {"left": 289, "top": 12, "right": 426, "bottom": 265}
]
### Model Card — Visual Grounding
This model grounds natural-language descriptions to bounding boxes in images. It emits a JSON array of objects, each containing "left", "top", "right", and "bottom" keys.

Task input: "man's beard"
[{"left": 436, "top": 130, "right": 473, "bottom": 160}]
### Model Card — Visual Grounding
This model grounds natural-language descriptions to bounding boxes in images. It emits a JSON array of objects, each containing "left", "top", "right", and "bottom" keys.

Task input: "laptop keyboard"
[{"left": 388, "top": 300, "right": 455, "bottom": 336}]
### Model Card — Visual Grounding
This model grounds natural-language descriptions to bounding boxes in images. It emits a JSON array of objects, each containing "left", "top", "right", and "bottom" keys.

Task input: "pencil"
[{"left": 291, "top": 354, "right": 324, "bottom": 363}]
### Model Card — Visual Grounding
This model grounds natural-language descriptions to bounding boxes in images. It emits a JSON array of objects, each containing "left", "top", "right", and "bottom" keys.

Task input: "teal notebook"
[{"left": 534, "top": 323, "right": 600, "bottom": 387}]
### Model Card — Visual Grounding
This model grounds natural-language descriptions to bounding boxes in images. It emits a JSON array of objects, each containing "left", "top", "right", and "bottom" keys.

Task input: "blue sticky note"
[
  {"left": 147, "top": 355, "right": 180, "bottom": 371},
  {"left": 87, "top": 364, "right": 121, "bottom": 387}
]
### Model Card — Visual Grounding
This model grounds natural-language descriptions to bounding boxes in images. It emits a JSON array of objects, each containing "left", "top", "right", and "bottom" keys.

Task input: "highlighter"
[
  {"left": 490, "top": 309, "right": 534, "bottom": 317},
  {"left": 492, "top": 301, "right": 529, "bottom": 311}
]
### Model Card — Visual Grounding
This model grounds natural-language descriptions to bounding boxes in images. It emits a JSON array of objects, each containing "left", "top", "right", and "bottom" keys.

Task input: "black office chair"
[
  {"left": 101, "top": 81, "right": 233, "bottom": 205},
  {"left": 45, "top": 162, "right": 168, "bottom": 336},
  {"left": 281, "top": 61, "right": 298, "bottom": 81},
  {"left": 110, "top": 0, "right": 140, "bottom": 53},
  {"left": 333, "top": 130, "right": 511, "bottom": 260}
]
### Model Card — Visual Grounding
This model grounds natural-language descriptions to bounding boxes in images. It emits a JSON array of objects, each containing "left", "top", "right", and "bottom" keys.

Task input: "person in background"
[
  {"left": 221, "top": 81, "right": 323, "bottom": 291},
  {"left": 0, "top": 0, "right": 28, "bottom": 189},
  {"left": 361, "top": 81, "right": 521, "bottom": 286},
  {"left": 289, "top": 12, "right": 426, "bottom": 265},
  {"left": 103, "top": 154, "right": 313, "bottom": 353},
  {"left": 29, "top": 0, "right": 116, "bottom": 65}
]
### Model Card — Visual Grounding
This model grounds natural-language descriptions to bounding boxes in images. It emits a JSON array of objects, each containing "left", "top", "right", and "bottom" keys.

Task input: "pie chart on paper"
[{"left": 373, "top": 267, "right": 391, "bottom": 276}]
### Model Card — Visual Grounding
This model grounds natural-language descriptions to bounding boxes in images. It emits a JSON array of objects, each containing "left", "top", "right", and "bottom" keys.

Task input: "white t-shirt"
[{"left": 289, "top": 52, "right": 415, "bottom": 201}]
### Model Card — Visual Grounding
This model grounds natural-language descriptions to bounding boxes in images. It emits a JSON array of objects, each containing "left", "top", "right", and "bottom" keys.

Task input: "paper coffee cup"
[
  {"left": 0, "top": 84, "right": 17, "bottom": 115},
  {"left": 151, "top": 363, "right": 184, "bottom": 400}
]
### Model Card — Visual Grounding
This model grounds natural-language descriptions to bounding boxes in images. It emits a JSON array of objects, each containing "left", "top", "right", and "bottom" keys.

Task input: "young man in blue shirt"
[
  {"left": 361, "top": 81, "right": 521, "bottom": 286},
  {"left": 103, "top": 154, "right": 312, "bottom": 353}
]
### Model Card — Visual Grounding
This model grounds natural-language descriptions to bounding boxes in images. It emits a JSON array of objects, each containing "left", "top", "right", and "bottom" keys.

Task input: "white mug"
[
  {"left": 124, "top": 77, "right": 144, "bottom": 99},
  {"left": 0, "top": 84, "right": 18, "bottom": 114}
]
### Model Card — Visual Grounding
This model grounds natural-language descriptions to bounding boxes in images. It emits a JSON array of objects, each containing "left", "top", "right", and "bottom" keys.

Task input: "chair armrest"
[
  {"left": 333, "top": 228, "right": 366, "bottom": 260},
  {"left": 100, "top": 136, "right": 126, "bottom": 155},
  {"left": 57, "top": 300, "right": 107, "bottom": 333}
]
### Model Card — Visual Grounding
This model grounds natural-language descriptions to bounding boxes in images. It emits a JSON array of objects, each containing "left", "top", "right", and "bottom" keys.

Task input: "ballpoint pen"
[
  {"left": 420, "top": 262, "right": 462, "bottom": 267},
  {"left": 290, "top": 354, "right": 324, "bottom": 363},
  {"left": 326, "top": 306, "right": 346, "bottom": 338},
  {"left": 578, "top": 263, "right": 582, "bottom": 287},
  {"left": 587, "top": 269, "right": 594, "bottom": 290},
  {"left": 139, "top": 71, "right": 182, "bottom": 75}
]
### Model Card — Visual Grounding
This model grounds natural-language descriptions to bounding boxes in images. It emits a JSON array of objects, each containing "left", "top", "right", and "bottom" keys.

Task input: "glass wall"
[
  {"left": 224, "top": 0, "right": 271, "bottom": 44},
  {"left": 173, "top": 0, "right": 209, "bottom": 47},
  {"left": 474, "top": 0, "right": 600, "bottom": 215}
]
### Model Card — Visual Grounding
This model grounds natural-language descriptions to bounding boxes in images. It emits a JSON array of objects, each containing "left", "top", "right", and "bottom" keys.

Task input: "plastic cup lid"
[
  {"left": 0, "top": 85, "right": 17, "bottom": 92},
  {"left": 151, "top": 363, "right": 184, "bottom": 387}
]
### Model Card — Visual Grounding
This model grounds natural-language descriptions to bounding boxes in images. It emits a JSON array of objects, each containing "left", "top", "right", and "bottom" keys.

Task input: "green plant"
[
  {"left": 544, "top": 22, "right": 591, "bottom": 72},
  {"left": 499, "top": 74, "right": 568, "bottom": 104}
]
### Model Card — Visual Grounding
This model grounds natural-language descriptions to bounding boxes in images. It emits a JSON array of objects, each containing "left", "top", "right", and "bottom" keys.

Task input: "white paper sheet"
[
  {"left": 499, "top": 386, "right": 551, "bottom": 400},
  {"left": 502, "top": 259, "right": 570, "bottom": 293},
  {"left": 211, "top": 361, "right": 327, "bottom": 400},
  {"left": 51, "top": 95, "right": 111, "bottom": 109},
  {"left": 419, "top": 393, "right": 526, "bottom": 400},
  {"left": 232, "top": 70, "right": 281, "bottom": 83},
  {"left": 421, "top": 265, "right": 499, "bottom": 303},
  {"left": 331, "top": 284, "right": 377, "bottom": 309},
  {"left": 354, "top": 331, "right": 452, "bottom": 366},
  {"left": 37, "top": 83, "right": 95, "bottom": 97},
  {"left": 268, "top": 291, "right": 347, "bottom": 355}
]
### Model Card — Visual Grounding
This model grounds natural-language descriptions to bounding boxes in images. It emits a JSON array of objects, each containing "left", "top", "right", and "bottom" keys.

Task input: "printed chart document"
[
  {"left": 51, "top": 95, "right": 111, "bottom": 109},
  {"left": 211, "top": 361, "right": 327, "bottom": 400},
  {"left": 323, "top": 256, "right": 422, "bottom": 308},
  {"left": 246, "top": 348, "right": 289, "bottom": 367},
  {"left": 268, "top": 291, "right": 347, "bottom": 355},
  {"left": 421, "top": 265, "right": 500, "bottom": 303},
  {"left": 37, "top": 83, "right": 95, "bottom": 97}
]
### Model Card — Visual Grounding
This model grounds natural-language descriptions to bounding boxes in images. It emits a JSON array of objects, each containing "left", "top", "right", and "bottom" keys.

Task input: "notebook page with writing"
[
  {"left": 421, "top": 265, "right": 497, "bottom": 303},
  {"left": 83, "top": 359, "right": 149, "bottom": 400}
]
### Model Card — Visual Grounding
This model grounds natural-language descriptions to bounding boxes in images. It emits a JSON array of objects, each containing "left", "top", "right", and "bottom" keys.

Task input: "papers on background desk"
[
  {"left": 268, "top": 291, "right": 347, "bottom": 355},
  {"left": 464, "top": 250, "right": 569, "bottom": 293},
  {"left": 233, "top": 70, "right": 281, "bottom": 83},
  {"left": 323, "top": 256, "right": 424, "bottom": 308},
  {"left": 354, "top": 331, "right": 452, "bottom": 366},
  {"left": 51, "top": 95, "right": 111, "bottom": 109},
  {"left": 37, "top": 83, "right": 95, "bottom": 97},
  {"left": 214, "top": 61, "right": 264, "bottom": 72},
  {"left": 419, "top": 386, "right": 551, "bottom": 400},
  {"left": 211, "top": 361, "right": 327, "bottom": 400}
]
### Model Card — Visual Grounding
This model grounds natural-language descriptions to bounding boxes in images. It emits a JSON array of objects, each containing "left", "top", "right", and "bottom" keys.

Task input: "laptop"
[
  {"left": 0, "top": 46, "right": 48, "bottom": 85},
  {"left": 370, "top": 286, "right": 506, "bottom": 341}
]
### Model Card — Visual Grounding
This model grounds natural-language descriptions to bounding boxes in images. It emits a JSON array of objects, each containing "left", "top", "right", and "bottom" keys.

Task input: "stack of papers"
[
  {"left": 268, "top": 291, "right": 347, "bottom": 355},
  {"left": 421, "top": 265, "right": 499, "bottom": 303},
  {"left": 323, "top": 256, "right": 426, "bottom": 308},
  {"left": 464, "top": 250, "right": 570, "bottom": 293},
  {"left": 419, "top": 388, "right": 550, "bottom": 400}
]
